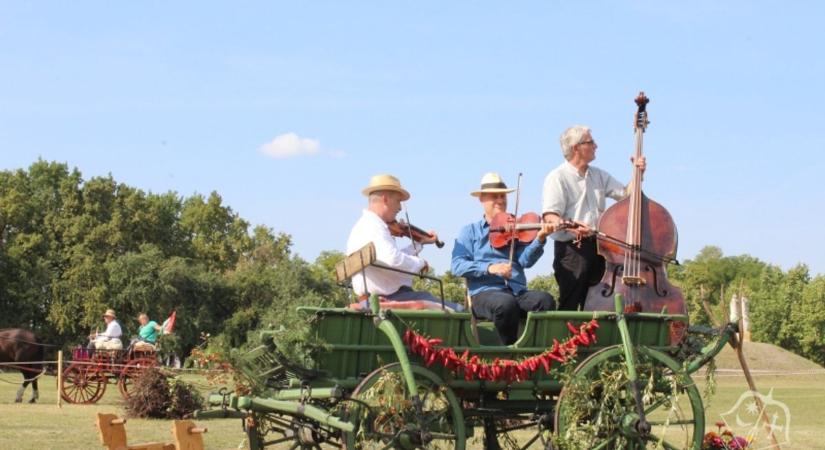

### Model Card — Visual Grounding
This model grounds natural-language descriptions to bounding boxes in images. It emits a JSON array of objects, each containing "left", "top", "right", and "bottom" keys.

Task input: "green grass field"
[
  {"left": 1, "top": 342, "right": 823, "bottom": 449},
  {"left": 0, "top": 374, "right": 248, "bottom": 449}
]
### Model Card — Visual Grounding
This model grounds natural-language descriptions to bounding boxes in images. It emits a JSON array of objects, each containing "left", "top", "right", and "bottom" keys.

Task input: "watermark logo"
[{"left": 719, "top": 388, "right": 791, "bottom": 449}]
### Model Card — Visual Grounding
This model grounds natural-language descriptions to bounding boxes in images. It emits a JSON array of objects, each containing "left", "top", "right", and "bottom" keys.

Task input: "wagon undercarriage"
[{"left": 198, "top": 294, "right": 735, "bottom": 449}]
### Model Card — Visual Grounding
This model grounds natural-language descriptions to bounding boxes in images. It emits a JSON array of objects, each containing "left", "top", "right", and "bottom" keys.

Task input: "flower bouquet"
[{"left": 702, "top": 422, "right": 751, "bottom": 449}]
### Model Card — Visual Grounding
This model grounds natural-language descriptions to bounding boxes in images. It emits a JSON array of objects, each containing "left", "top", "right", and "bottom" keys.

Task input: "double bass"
[{"left": 584, "top": 92, "right": 687, "bottom": 318}]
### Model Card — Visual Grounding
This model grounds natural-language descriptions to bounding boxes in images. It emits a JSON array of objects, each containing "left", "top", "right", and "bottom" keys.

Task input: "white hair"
[{"left": 559, "top": 125, "right": 591, "bottom": 160}]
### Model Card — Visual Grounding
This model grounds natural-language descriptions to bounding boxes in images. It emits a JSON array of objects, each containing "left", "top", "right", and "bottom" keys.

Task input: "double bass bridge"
[{"left": 621, "top": 275, "right": 647, "bottom": 286}]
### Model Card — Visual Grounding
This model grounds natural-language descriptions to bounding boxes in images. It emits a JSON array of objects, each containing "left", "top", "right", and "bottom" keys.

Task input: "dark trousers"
[
  {"left": 553, "top": 237, "right": 606, "bottom": 311},
  {"left": 471, "top": 289, "right": 555, "bottom": 345}
]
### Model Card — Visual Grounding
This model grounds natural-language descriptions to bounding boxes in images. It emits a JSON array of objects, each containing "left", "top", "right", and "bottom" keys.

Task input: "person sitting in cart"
[
  {"left": 88, "top": 308, "right": 123, "bottom": 350},
  {"left": 130, "top": 312, "right": 163, "bottom": 350},
  {"left": 347, "top": 174, "right": 463, "bottom": 311},
  {"left": 452, "top": 173, "right": 556, "bottom": 345}
]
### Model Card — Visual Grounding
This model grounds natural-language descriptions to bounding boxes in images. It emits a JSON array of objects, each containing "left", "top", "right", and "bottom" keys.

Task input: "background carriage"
[
  {"left": 197, "top": 243, "right": 736, "bottom": 449},
  {"left": 60, "top": 344, "right": 159, "bottom": 404},
  {"left": 59, "top": 312, "right": 175, "bottom": 404}
]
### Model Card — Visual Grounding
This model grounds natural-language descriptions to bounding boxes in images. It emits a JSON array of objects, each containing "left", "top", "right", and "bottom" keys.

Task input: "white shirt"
[
  {"left": 346, "top": 210, "right": 426, "bottom": 296},
  {"left": 542, "top": 161, "right": 626, "bottom": 241},
  {"left": 96, "top": 320, "right": 122, "bottom": 342}
]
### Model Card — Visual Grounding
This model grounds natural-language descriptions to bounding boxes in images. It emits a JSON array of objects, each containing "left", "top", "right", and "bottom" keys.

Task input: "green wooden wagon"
[{"left": 197, "top": 244, "right": 735, "bottom": 450}]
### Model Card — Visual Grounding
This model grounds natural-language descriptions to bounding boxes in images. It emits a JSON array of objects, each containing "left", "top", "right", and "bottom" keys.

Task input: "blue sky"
[{"left": 2, "top": 1, "right": 823, "bottom": 277}]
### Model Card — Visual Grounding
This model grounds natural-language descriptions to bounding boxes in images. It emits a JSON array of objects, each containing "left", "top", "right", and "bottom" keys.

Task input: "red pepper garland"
[{"left": 403, "top": 319, "right": 599, "bottom": 383}]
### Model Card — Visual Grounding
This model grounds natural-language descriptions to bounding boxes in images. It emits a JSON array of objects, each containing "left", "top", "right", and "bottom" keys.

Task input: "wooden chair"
[
  {"left": 335, "top": 243, "right": 388, "bottom": 307},
  {"left": 335, "top": 242, "right": 447, "bottom": 309},
  {"left": 171, "top": 420, "right": 207, "bottom": 450},
  {"left": 464, "top": 279, "right": 503, "bottom": 346},
  {"left": 96, "top": 413, "right": 174, "bottom": 450},
  {"left": 464, "top": 279, "right": 481, "bottom": 343},
  {"left": 334, "top": 242, "right": 377, "bottom": 286}
]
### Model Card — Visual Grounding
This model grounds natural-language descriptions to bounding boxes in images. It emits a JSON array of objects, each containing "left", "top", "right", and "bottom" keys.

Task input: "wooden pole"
[
  {"left": 700, "top": 285, "right": 780, "bottom": 449},
  {"left": 57, "top": 350, "right": 63, "bottom": 408}
]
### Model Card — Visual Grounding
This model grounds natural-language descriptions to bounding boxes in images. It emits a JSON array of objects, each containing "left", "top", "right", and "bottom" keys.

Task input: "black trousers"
[
  {"left": 553, "top": 237, "right": 606, "bottom": 311},
  {"left": 471, "top": 288, "right": 555, "bottom": 345}
]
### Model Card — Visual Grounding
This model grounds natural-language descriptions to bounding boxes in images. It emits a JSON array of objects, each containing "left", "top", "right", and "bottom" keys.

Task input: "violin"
[
  {"left": 584, "top": 92, "right": 687, "bottom": 332},
  {"left": 388, "top": 220, "right": 445, "bottom": 248},
  {"left": 489, "top": 212, "right": 579, "bottom": 249}
]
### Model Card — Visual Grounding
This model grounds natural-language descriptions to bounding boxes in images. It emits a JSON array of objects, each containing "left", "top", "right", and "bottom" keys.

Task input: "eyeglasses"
[{"left": 579, "top": 140, "right": 596, "bottom": 146}]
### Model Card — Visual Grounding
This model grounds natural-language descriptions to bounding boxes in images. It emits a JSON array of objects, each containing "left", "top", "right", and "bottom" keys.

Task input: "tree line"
[
  {"left": 0, "top": 161, "right": 347, "bottom": 357},
  {"left": 1, "top": 161, "right": 823, "bottom": 366}
]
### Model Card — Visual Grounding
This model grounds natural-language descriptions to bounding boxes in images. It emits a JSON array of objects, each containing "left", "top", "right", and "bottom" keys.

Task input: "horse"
[{"left": 0, "top": 328, "right": 45, "bottom": 403}]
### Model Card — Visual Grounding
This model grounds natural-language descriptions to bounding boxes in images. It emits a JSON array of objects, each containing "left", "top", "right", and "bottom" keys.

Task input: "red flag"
[{"left": 162, "top": 310, "right": 176, "bottom": 334}]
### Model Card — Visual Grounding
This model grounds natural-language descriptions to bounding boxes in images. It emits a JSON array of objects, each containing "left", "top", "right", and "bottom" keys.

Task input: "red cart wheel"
[
  {"left": 60, "top": 362, "right": 107, "bottom": 404},
  {"left": 117, "top": 357, "right": 158, "bottom": 399}
]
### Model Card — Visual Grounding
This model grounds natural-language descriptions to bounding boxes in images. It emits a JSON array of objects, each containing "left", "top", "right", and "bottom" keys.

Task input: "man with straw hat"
[
  {"left": 451, "top": 173, "right": 556, "bottom": 345},
  {"left": 347, "top": 174, "right": 460, "bottom": 309},
  {"left": 88, "top": 308, "right": 123, "bottom": 350}
]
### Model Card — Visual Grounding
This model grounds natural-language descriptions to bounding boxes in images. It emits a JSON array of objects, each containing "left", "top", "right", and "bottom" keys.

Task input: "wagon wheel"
[
  {"left": 60, "top": 362, "right": 107, "bottom": 404},
  {"left": 117, "top": 357, "right": 159, "bottom": 399},
  {"left": 554, "top": 345, "right": 704, "bottom": 450},
  {"left": 343, "top": 363, "right": 466, "bottom": 449},
  {"left": 244, "top": 410, "right": 343, "bottom": 450}
]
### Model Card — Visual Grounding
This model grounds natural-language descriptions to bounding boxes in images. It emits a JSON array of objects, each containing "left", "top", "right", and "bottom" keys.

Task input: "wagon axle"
[
  {"left": 395, "top": 426, "right": 432, "bottom": 449},
  {"left": 620, "top": 412, "right": 651, "bottom": 439}
]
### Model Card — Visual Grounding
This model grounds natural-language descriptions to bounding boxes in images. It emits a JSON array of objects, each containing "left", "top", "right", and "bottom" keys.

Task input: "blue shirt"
[{"left": 451, "top": 218, "right": 546, "bottom": 297}]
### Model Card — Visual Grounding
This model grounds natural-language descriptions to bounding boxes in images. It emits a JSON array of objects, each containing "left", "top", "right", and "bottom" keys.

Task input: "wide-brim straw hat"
[
  {"left": 362, "top": 174, "right": 411, "bottom": 201},
  {"left": 470, "top": 172, "right": 515, "bottom": 197},
  {"left": 103, "top": 309, "right": 117, "bottom": 319}
]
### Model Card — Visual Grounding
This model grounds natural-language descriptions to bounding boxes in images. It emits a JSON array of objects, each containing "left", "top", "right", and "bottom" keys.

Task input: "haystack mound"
[{"left": 712, "top": 341, "right": 824, "bottom": 372}]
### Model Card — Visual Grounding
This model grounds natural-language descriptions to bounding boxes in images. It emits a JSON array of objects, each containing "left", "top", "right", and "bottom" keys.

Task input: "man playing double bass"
[{"left": 542, "top": 125, "right": 645, "bottom": 311}]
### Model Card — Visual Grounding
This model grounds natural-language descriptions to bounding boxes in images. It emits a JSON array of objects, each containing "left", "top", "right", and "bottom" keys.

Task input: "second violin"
[
  {"left": 488, "top": 212, "right": 542, "bottom": 248},
  {"left": 489, "top": 212, "right": 580, "bottom": 248}
]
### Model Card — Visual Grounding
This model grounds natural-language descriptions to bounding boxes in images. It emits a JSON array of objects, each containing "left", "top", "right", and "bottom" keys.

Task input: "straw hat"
[
  {"left": 361, "top": 174, "right": 410, "bottom": 201},
  {"left": 470, "top": 173, "right": 515, "bottom": 197},
  {"left": 103, "top": 309, "right": 117, "bottom": 319}
]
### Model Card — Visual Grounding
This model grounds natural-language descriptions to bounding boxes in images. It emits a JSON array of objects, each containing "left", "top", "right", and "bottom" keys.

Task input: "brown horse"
[{"left": 0, "top": 328, "right": 45, "bottom": 403}]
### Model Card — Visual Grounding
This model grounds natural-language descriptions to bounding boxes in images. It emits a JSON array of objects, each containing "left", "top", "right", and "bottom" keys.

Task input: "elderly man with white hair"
[{"left": 542, "top": 125, "right": 646, "bottom": 311}]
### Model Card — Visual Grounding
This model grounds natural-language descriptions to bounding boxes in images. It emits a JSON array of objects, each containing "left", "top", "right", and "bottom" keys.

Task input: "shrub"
[{"left": 124, "top": 368, "right": 203, "bottom": 419}]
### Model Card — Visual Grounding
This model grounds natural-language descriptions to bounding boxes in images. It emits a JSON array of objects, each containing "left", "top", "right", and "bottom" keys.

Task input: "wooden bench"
[
  {"left": 171, "top": 420, "right": 208, "bottom": 450},
  {"left": 96, "top": 413, "right": 207, "bottom": 450},
  {"left": 96, "top": 413, "right": 174, "bottom": 450}
]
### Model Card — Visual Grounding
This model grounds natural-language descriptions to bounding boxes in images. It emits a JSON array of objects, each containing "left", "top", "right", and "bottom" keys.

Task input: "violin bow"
[
  {"left": 506, "top": 173, "right": 524, "bottom": 286},
  {"left": 402, "top": 206, "right": 418, "bottom": 251}
]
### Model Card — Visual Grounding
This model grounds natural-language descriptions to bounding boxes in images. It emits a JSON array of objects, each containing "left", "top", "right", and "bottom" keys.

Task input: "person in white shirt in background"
[
  {"left": 88, "top": 308, "right": 123, "bottom": 350},
  {"left": 347, "top": 174, "right": 462, "bottom": 310}
]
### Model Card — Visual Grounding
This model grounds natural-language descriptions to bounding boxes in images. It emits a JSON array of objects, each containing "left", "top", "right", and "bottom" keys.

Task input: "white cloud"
[{"left": 259, "top": 132, "right": 321, "bottom": 159}]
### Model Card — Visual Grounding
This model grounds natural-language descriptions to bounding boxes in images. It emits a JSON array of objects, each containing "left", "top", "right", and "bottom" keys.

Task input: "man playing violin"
[
  {"left": 452, "top": 173, "right": 556, "bottom": 345},
  {"left": 347, "top": 174, "right": 457, "bottom": 307},
  {"left": 542, "top": 125, "right": 646, "bottom": 311}
]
